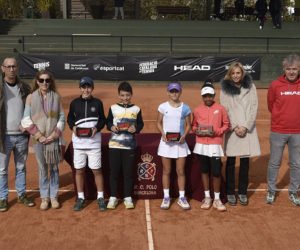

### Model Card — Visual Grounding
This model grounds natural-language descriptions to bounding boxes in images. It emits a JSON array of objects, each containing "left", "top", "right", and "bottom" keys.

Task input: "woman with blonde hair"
[
  {"left": 220, "top": 62, "right": 261, "bottom": 206},
  {"left": 21, "top": 70, "right": 65, "bottom": 210}
]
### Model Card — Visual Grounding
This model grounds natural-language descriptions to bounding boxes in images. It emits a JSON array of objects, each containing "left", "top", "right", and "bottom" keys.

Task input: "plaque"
[
  {"left": 166, "top": 132, "right": 181, "bottom": 142},
  {"left": 76, "top": 127, "right": 93, "bottom": 137},
  {"left": 197, "top": 125, "right": 213, "bottom": 135}
]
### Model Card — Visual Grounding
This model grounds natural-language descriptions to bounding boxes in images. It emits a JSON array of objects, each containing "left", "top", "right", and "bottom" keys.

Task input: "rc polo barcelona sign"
[{"left": 19, "top": 54, "right": 261, "bottom": 80}]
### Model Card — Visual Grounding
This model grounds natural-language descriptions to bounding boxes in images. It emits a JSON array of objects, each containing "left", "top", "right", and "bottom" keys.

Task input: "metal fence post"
[{"left": 22, "top": 36, "right": 25, "bottom": 52}]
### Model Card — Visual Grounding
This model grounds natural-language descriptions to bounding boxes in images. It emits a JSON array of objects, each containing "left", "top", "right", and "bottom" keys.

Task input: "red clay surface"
[{"left": 1, "top": 84, "right": 299, "bottom": 250}]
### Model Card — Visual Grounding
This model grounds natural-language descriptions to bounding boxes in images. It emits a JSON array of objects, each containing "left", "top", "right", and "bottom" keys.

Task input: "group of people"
[
  {"left": 255, "top": 0, "right": 282, "bottom": 29},
  {"left": 213, "top": 0, "right": 282, "bottom": 30},
  {"left": 0, "top": 54, "right": 299, "bottom": 213}
]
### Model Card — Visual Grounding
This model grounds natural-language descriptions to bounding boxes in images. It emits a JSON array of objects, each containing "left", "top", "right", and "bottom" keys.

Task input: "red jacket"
[
  {"left": 268, "top": 74, "right": 300, "bottom": 133},
  {"left": 192, "top": 102, "right": 230, "bottom": 145}
]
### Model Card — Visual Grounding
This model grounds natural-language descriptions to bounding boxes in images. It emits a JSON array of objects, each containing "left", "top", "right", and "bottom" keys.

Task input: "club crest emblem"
[{"left": 138, "top": 153, "right": 156, "bottom": 181}]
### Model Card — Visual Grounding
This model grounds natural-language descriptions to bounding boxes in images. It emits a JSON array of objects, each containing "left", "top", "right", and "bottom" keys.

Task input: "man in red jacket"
[{"left": 266, "top": 54, "right": 300, "bottom": 206}]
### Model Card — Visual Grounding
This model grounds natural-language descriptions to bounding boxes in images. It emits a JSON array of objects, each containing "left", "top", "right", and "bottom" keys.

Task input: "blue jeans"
[
  {"left": 34, "top": 145, "right": 59, "bottom": 198},
  {"left": 0, "top": 135, "right": 29, "bottom": 199}
]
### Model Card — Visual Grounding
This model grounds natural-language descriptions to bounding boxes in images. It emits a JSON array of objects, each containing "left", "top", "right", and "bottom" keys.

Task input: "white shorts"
[
  {"left": 157, "top": 140, "right": 191, "bottom": 159},
  {"left": 73, "top": 148, "right": 102, "bottom": 170}
]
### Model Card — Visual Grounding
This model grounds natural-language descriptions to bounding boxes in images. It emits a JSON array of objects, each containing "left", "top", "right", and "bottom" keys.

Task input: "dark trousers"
[
  {"left": 214, "top": 0, "right": 221, "bottom": 18},
  {"left": 271, "top": 12, "right": 281, "bottom": 27},
  {"left": 109, "top": 148, "right": 135, "bottom": 197},
  {"left": 257, "top": 13, "right": 265, "bottom": 27},
  {"left": 226, "top": 157, "right": 249, "bottom": 195}
]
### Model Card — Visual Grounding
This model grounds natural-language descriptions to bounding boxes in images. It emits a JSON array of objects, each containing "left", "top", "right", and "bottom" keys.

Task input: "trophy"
[
  {"left": 197, "top": 125, "right": 213, "bottom": 135},
  {"left": 76, "top": 127, "right": 93, "bottom": 137},
  {"left": 117, "top": 122, "right": 131, "bottom": 131},
  {"left": 166, "top": 132, "right": 181, "bottom": 142}
]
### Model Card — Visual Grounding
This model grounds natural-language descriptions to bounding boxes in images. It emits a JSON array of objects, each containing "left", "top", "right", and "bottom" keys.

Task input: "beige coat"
[{"left": 220, "top": 75, "right": 261, "bottom": 157}]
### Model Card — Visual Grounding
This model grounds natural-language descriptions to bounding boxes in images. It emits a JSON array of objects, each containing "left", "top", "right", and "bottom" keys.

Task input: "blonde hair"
[
  {"left": 224, "top": 62, "right": 245, "bottom": 81},
  {"left": 32, "top": 70, "right": 57, "bottom": 93}
]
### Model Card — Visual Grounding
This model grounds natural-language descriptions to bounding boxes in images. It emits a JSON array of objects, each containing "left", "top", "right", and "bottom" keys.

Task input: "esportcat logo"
[
  {"left": 174, "top": 65, "right": 211, "bottom": 71},
  {"left": 281, "top": 91, "right": 300, "bottom": 96},
  {"left": 33, "top": 62, "right": 50, "bottom": 70}
]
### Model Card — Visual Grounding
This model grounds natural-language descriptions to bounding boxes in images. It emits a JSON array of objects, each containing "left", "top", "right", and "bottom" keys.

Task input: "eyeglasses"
[
  {"left": 2, "top": 65, "right": 17, "bottom": 69},
  {"left": 38, "top": 78, "right": 51, "bottom": 83}
]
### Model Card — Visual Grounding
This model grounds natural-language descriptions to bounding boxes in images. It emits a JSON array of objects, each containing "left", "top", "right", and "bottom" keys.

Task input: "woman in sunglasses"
[{"left": 21, "top": 70, "right": 65, "bottom": 210}]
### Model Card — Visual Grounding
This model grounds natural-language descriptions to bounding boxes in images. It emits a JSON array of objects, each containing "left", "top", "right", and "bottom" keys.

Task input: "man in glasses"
[{"left": 0, "top": 57, "right": 35, "bottom": 212}]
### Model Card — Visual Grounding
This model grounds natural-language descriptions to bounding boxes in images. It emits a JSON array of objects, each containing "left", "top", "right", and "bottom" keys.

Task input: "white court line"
[{"left": 145, "top": 200, "right": 154, "bottom": 250}]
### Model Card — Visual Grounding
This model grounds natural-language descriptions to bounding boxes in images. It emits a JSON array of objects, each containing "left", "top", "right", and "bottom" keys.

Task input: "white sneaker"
[
  {"left": 50, "top": 197, "right": 60, "bottom": 209},
  {"left": 40, "top": 198, "right": 50, "bottom": 210},
  {"left": 160, "top": 197, "right": 170, "bottom": 210},
  {"left": 213, "top": 199, "right": 226, "bottom": 212},
  {"left": 107, "top": 197, "right": 118, "bottom": 209},
  {"left": 201, "top": 197, "right": 212, "bottom": 210},
  {"left": 124, "top": 197, "right": 134, "bottom": 209},
  {"left": 177, "top": 197, "right": 191, "bottom": 210}
]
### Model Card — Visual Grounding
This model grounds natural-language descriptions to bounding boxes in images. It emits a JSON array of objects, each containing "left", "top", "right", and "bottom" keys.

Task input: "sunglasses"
[{"left": 38, "top": 78, "right": 51, "bottom": 83}]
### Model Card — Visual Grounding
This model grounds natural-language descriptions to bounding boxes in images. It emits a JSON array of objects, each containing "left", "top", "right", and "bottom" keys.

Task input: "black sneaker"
[
  {"left": 97, "top": 197, "right": 107, "bottom": 211},
  {"left": 0, "top": 199, "right": 8, "bottom": 212},
  {"left": 73, "top": 198, "right": 86, "bottom": 211},
  {"left": 18, "top": 193, "right": 35, "bottom": 207}
]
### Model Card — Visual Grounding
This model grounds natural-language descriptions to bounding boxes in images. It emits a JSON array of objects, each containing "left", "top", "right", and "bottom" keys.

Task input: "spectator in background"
[
  {"left": 255, "top": 0, "right": 267, "bottom": 29},
  {"left": 113, "top": 0, "right": 125, "bottom": 20},
  {"left": 214, "top": 0, "right": 222, "bottom": 20},
  {"left": 269, "top": 0, "right": 282, "bottom": 29},
  {"left": 234, "top": 0, "right": 245, "bottom": 21}
]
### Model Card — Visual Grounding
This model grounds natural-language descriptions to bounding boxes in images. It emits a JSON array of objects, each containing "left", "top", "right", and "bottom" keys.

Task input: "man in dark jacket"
[
  {"left": 0, "top": 57, "right": 35, "bottom": 212},
  {"left": 266, "top": 54, "right": 300, "bottom": 206}
]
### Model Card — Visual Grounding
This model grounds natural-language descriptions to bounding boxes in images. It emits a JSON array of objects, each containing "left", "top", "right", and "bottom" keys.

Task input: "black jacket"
[
  {"left": 221, "top": 74, "right": 253, "bottom": 96},
  {"left": 67, "top": 95, "right": 106, "bottom": 132}
]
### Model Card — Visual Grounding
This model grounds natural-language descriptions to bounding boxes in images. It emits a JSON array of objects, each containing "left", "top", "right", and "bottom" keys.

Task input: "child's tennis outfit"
[
  {"left": 67, "top": 96, "right": 106, "bottom": 170},
  {"left": 157, "top": 101, "right": 191, "bottom": 158},
  {"left": 192, "top": 102, "right": 230, "bottom": 157}
]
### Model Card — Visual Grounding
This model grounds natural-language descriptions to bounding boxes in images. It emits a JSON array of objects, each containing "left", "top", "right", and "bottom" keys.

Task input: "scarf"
[{"left": 31, "top": 89, "right": 62, "bottom": 164}]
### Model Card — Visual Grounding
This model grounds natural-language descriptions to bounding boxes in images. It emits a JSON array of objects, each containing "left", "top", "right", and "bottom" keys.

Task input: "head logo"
[
  {"left": 174, "top": 65, "right": 211, "bottom": 71},
  {"left": 137, "top": 153, "right": 156, "bottom": 181}
]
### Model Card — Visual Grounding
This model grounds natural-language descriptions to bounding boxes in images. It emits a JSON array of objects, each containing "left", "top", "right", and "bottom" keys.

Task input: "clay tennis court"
[{"left": 1, "top": 83, "right": 299, "bottom": 250}]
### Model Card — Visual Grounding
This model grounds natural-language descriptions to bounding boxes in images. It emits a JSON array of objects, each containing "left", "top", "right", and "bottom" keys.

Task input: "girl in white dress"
[{"left": 157, "top": 83, "right": 191, "bottom": 210}]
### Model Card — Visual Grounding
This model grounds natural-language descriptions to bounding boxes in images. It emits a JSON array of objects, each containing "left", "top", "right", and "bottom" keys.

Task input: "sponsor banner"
[{"left": 19, "top": 54, "right": 261, "bottom": 80}]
